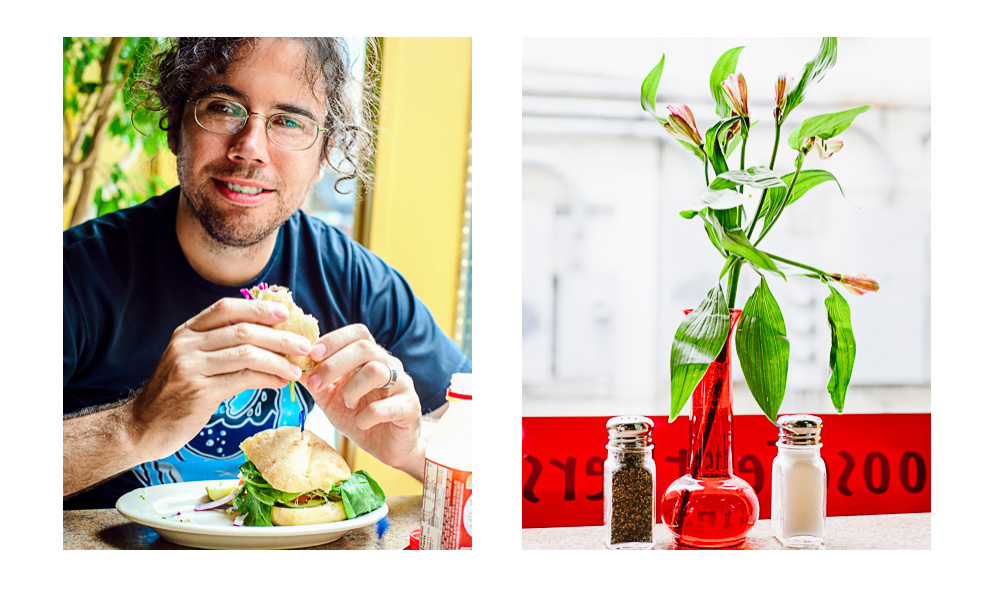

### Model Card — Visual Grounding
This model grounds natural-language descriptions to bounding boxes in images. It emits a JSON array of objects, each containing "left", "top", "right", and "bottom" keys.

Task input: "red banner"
[{"left": 522, "top": 413, "right": 930, "bottom": 528}]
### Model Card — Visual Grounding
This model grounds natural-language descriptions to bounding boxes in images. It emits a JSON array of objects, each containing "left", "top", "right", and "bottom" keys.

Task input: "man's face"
[{"left": 173, "top": 38, "right": 326, "bottom": 248}]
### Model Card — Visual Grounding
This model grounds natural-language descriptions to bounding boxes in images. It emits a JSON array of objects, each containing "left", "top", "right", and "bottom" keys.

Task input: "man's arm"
[
  {"left": 63, "top": 398, "right": 144, "bottom": 497},
  {"left": 63, "top": 297, "right": 312, "bottom": 498}
]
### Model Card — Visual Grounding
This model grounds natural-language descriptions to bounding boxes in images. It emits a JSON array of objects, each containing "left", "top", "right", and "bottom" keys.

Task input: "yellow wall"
[
  {"left": 350, "top": 38, "right": 472, "bottom": 495},
  {"left": 368, "top": 37, "right": 472, "bottom": 337}
]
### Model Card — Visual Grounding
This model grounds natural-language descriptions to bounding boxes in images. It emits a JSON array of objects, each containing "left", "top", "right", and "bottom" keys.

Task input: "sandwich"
[
  {"left": 230, "top": 427, "right": 386, "bottom": 526},
  {"left": 241, "top": 283, "right": 320, "bottom": 373}
]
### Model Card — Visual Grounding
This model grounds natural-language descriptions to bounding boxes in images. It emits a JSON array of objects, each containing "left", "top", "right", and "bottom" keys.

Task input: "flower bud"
[
  {"left": 774, "top": 73, "right": 790, "bottom": 120},
  {"left": 832, "top": 273, "right": 880, "bottom": 295},
  {"left": 663, "top": 104, "right": 704, "bottom": 147},
  {"left": 720, "top": 73, "right": 750, "bottom": 118}
]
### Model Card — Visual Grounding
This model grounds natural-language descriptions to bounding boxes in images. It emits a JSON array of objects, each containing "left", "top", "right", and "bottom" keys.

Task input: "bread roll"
[
  {"left": 256, "top": 287, "right": 320, "bottom": 373},
  {"left": 239, "top": 427, "right": 350, "bottom": 494},
  {"left": 271, "top": 500, "right": 348, "bottom": 526}
]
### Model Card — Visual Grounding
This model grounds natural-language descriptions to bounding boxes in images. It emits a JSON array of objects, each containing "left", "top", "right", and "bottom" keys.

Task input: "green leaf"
[
  {"left": 702, "top": 219, "right": 726, "bottom": 255},
  {"left": 670, "top": 285, "right": 730, "bottom": 421},
  {"left": 761, "top": 170, "right": 843, "bottom": 231},
  {"left": 825, "top": 286, "right": 856, "bottom": 413},
  {"left": 334, "top": 470, "right": 387, "bottom": 519},
  {"left": 641, "top": 54, "right": 666, "bottom": 117},
  {"left": 784, "top": 37, "right": 838, "bottom": 117},
  {"left": 682, "top": 188, "right": 746, "bottom": 219},
  {"left": 704, "top": 116, "right": 740, "bottom": 179},
  {"left": 788, "top": 105, "right": 871, "bottom": 151},
  {"left": 681, "top": 168, "right": 786, "bottom": 219},
  {"left": 716, "top": 166, "right": 787, "bottom": 191},
  {"left": 701, "top": 211, "right": 786, "bottom": 280},
  {"left": 709, "top": 46, "right": 744, "bottom": 118},
  {"left": 735, "top": 278, "right": 789, "bottom": 422}
]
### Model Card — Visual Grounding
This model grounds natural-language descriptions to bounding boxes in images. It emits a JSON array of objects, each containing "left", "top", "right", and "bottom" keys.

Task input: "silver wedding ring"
[{"left": 380, "top": 364, "right": 398, "bottom": 390}]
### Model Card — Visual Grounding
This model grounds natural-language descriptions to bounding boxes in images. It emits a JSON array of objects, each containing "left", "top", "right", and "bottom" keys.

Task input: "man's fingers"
[
  {"left": 307, "top": 337, "right": 395, "bottom": 388},
  {"left": 213, "top": 369, "right": 297, "bottom": 398},
  {"left": 198, "top": 321, "right": 312, "bottom": 357},
  {"left": 186, "top": 297, "right": 290, "bottom": 332},
  {"left": 200, "top": 344, "right": 303, "bottom": 381},
  {"left": 353, "top": 391, "right": 421, "bottom": 431},
  {"left": 310, "top": 323, "right": 377, "bottom": 360},
  {"left": 337, "top": 361, "right": 401, "bottom": 408}
]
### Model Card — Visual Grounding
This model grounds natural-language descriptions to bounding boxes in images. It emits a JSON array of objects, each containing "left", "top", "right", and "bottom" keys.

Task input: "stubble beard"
[{"left": 177, "top": 154, "right": 293, "bottom": 249}]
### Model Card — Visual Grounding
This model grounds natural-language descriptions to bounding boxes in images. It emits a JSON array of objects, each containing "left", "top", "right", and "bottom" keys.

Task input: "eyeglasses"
[{"left": 187, "top": 97, "right": 327, "bottom": 151}]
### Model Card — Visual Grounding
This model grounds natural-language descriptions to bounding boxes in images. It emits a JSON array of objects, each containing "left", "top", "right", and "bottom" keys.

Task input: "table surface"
[
  {"left": 64, "top": 495, "right": 421, "bottom": 550},
  {"left": 522, "top": 512, "right": 930, "bottom": 550}
]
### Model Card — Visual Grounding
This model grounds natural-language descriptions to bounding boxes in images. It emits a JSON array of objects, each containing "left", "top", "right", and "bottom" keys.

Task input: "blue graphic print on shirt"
[{"left": 131, "top": 383, "right": 310, "bottom": 487}]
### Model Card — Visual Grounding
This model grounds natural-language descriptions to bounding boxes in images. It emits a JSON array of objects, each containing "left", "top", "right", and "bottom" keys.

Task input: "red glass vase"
[{"left": 661, "top": 309, "right": 759, "bottom": 548}]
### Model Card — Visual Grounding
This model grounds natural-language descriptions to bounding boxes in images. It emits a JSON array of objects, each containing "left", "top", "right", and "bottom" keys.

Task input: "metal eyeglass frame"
[{"left": 187, "top": 97, "right": 328, "bottom": 151}]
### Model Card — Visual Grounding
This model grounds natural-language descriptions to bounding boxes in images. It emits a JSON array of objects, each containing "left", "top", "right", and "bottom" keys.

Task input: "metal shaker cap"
[
  {"left": 777, "top": 414, "right": 823, "bottom": 446},
  {"left": 606, "top": 416, "right": 654, "bottom": 449}
]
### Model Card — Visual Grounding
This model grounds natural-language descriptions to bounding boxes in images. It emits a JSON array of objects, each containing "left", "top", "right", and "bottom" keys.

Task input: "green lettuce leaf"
[
  {"left": 233, "top": 460, "right": 384, "bottom": 526},
  {"left": 334, "top": 470, "right": 387, "bottom": 519}
]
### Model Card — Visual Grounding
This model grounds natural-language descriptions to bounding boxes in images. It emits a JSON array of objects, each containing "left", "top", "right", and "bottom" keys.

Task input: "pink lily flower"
[
  {"left": 816, "top": 138, "right": 844, "bottom": 159},
  {"left": 801, "top": 137, "right": 844, "bottom": 159},
  {"left": 720, "top": 73, "right": 750, "bottom": 118},
  {"left": 831, "top": 273, "right": 880, "bottom": 295},
  {"left": 663, "top": 104, "right": 704, "bottom": 148}
]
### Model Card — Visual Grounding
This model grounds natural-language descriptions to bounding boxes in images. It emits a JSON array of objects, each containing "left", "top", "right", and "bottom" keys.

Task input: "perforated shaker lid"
[
  {"left": 777, "top": 414, "right": 823, "bottom": 445},
  {"left": 606, "top": 415, "right": 654, "bottom": 449}
]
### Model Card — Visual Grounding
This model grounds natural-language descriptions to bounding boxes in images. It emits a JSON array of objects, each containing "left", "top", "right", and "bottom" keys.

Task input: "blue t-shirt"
[{"left": 63, "top": 187, "right": 471, "bottom": 509}]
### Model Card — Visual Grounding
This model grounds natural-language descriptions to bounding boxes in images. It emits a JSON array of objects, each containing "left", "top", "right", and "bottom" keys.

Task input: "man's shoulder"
[
  {"left": 289, "top": 209, "right": 370, "bottom": 261},
  {"left": 63, "top": 188, "right": 178, "bottom": 252}
]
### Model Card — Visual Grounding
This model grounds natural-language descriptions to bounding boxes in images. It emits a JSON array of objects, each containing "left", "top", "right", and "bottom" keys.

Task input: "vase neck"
[{"left": 686, "top": 310, "right": 739, "bottom": 478}]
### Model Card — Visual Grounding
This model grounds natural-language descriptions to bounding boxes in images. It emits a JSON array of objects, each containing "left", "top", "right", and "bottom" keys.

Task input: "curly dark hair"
[{"left": 136, "top": 37, "right": 377, "bottom": 192}]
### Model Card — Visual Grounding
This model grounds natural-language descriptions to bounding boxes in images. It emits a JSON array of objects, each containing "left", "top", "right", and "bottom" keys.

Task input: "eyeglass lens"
[{"left": 195, "top": 98, "right": 319, "bottom": 150}]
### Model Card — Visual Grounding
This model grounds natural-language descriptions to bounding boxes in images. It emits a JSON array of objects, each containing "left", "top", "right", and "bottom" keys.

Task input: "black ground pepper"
[{"left": 610, "top": 452, "right": 654, "bottom": 545}]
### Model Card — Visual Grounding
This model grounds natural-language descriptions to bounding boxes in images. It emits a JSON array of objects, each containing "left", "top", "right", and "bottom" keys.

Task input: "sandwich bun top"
[
  {"left": 254, "top": 286, "right": 320, "bottom": 373},
  {"left": 239, "top": 427, "right": 351, "bottom": 494}
]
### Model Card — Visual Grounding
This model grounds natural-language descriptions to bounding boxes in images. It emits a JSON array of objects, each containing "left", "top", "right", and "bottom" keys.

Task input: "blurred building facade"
[{"left": 522, "top": 38, "right": 930, "bottom": 417}]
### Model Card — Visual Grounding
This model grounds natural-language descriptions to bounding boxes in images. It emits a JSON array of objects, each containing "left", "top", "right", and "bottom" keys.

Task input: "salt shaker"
[
  {"left": 771, "top": 414, "right": 826, "bottom": 548},
  {"left": 604, "top": 416, "right": 655, "bottom": 549}
]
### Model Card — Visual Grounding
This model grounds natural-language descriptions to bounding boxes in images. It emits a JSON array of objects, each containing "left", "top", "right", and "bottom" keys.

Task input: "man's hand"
[
  {"left": 303, "top": 324, "right": 424, "bottom": 479},
  {"left": 128, "top": 297, "right": 312, "bottom": 462}
]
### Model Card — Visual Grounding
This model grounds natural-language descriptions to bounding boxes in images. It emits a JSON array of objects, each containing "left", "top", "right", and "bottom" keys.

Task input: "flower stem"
[
  {"left": 747, "top": 121, "right": 782, "bottom": 240},
  {"left": 755, "top": 161, "right": 802, "bottom": 245},
  {"left": 725, "top": 119, "right": 750, "bottom": 309},
  {"left": 764, "top": 251, "right": 830, "bottom": 278}
]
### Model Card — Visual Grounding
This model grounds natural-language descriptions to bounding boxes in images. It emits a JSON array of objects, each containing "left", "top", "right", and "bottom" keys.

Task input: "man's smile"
[{"left": 212, "top": 177, "right": 276, "bottom": 205}]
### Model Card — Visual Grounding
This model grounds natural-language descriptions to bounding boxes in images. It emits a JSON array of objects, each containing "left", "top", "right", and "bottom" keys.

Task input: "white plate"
[{"left": 116, "top": 480, "right": 389, "bottom": 549}]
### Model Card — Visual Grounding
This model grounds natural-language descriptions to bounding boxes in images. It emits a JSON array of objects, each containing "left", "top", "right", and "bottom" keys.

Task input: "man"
[{"left": 63, "top": 37, "right": 471, "bottom": 509}]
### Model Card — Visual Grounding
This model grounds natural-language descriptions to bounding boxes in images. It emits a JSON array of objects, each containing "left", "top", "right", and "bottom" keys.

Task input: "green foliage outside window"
[{"left": 63, "top": 37, "right": 172, "bottom": 229}]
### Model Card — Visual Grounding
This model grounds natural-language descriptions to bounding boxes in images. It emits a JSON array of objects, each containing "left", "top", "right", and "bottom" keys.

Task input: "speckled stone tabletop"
[
  {"left": 522, "top": 513, "right": 930, "bottom": 550},
  {"left": 64, "top": 495, "right": 421, "bottom": 550}
]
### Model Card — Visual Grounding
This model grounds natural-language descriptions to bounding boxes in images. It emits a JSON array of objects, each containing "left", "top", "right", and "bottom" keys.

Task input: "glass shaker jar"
[
  {"left": 604, "top": 416, "right": 655, "bottom": 549},
  {"left": 771, "top": 414, "right": 826, "bottom": 548}
]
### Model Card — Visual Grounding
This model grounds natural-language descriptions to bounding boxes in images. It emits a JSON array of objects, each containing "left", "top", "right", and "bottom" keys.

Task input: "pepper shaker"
[
  {"left": 604, "top": 416, "right": 655, "bottom": 549},
  {"left": 771, "top": 414, "right": 826, "bottom": 548}
]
